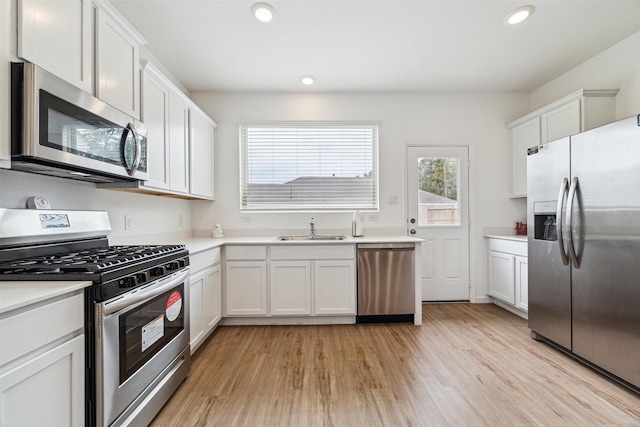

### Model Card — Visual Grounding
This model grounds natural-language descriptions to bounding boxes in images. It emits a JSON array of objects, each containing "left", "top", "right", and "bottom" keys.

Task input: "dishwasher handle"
[{"left": 357, "top": 243, "right": 415, "bottom": 250}]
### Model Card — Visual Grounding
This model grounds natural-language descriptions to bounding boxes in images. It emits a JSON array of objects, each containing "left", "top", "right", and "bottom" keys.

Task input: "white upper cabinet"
[
  {"left": 95, "top": 0, "right": 144, "bottom": 118},
  {"left": 18, "top": 0, "right": 93, "bottom": 93},
  {"left": 1, "top": 0, "right": 12, "bottom": 169},
  {"left": 141, "top": 67, "right": 170, "bottom": 190},
  {"left": 189, "top": 107, "right": 216, "bottom": 200},
  {"left": 17, "top": 0, "right": 145, "bottom": 118},
  {"left": 139, "top": 63, "right": 189, "bottom": 194},
  {"left": 509, "top": 117, "right": 540, "bottom": 198},
  {"left": 508, "top": 89, "right": 617, "bottom": 198}
]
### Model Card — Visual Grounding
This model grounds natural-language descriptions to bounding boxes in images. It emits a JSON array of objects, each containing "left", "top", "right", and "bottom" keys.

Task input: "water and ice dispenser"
[{"left": 533, "top": 201, "right": 558, "bottom": 241}]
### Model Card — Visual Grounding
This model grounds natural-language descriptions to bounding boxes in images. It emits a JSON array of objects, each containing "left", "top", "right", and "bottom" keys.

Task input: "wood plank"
[{"left": 150, "top": 304, "right": 640, "bottom": 426}]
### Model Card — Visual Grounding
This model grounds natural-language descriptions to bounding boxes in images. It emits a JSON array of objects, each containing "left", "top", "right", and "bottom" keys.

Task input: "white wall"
[
  {"left": 530, "top": 31, "right": 640, "bottom": 119},
  {"left": 0, "top": 169, "right": 193, "bottom": 242},
  {"left": 190, "top": 91, "right": 531, "bottom": 301}
]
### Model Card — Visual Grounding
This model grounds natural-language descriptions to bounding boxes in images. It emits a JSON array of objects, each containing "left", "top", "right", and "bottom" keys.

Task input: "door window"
[{"left": 417, "top": 156, "right": 460, "bottom": 226}]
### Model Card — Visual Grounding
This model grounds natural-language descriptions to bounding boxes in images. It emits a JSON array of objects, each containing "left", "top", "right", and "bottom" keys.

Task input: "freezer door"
[
  {"left": 527, "top": 137, "right": 572, "bottom": 349},
  {"left": 570, "top": 115, "right": 640, "bottom": 388}
]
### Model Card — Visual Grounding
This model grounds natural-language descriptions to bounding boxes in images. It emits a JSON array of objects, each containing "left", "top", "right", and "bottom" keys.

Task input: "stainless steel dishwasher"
[{"left": 356, "top": 243, "right": 415, "bottom": 323}]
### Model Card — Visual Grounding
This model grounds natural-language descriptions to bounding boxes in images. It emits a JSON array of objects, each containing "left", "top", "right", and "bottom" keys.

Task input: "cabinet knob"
[{"left": 410, "top": 229, "right": 417, "bottom": 234}]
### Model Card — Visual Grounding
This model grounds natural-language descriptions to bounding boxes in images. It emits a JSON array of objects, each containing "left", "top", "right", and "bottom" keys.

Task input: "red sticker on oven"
[{"left": 165, "top": 291, "right": 182, "bottom": 322}]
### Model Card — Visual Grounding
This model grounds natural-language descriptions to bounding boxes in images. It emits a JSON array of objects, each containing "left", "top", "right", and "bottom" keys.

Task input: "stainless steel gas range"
[{"left": 0, "top": 208, "right": 191, "bottom": 427}]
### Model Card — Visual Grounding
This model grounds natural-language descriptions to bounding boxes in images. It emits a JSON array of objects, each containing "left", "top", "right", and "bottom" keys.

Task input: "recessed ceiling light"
[
  {"left": 504, "top": 5, "right": 535, "bottom": 25},
  {"left": 251, "top": 2, "right": 275, "bottom": 23},
  {"left": 301, "top": 75, "right": 315, "bottom": 85}
]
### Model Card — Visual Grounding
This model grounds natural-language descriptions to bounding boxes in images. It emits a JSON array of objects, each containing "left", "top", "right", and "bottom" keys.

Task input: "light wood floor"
[{"left": 150, "top": 304, "right": 640, "bottom": 427}]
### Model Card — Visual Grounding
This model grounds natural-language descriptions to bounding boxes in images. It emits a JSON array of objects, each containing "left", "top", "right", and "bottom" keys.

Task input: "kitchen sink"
[{"left": 277, "top": 235, "right": 347, "bottom": 241}]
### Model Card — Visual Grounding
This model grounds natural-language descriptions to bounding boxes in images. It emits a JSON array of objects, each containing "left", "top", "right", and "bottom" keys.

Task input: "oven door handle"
[{"left": 102, "top": 268, "right": 189, "bottom": 315}]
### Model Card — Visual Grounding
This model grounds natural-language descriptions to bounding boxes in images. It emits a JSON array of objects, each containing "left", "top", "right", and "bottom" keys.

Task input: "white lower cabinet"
[
  {"left": 0, "top": 291, "right": 85, "bottom": 426},
  {"left": 225, "top": 261, "right": 268, "bottom": 316},
  {"left": 270, "top": 261, "right": 312, "bottom": 315},
  {"left": 487, "top": 237, "right": 528, "bottom": 316},
  {"left": 189, "top": 248, "right": 222, "bottom": 354},
  {"left": 224, "top": 244, "right": 356, "bottom": 319},
  {"left": 489, "top": 251, "right": 516, "bottom": 304},
  {"left": 515, "top": 255, "right": 528, "bottom": 311},
  {"left": 314, "top": 260, "right": 356, "bottom": 315}
]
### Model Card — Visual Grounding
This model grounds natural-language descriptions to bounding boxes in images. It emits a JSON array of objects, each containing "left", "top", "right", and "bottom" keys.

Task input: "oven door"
[{"left": 96, "top": 268, "right": 190, "bottom": 427}]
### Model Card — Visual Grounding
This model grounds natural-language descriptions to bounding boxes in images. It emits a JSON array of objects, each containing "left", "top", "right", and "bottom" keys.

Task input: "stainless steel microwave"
[{"left": 11, "top": 62, "right": 148, "bottom": 183}]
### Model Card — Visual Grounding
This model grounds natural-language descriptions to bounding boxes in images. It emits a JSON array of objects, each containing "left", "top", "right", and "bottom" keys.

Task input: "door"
[
  {"left": 407, "top": 146, "right": 469, "bottom": 301},
  {"left": 569, "top": 116, "right": 640, "bottom": 388},
  {"left": 526, "top": 137, "right": 572, "bottom": 349}
]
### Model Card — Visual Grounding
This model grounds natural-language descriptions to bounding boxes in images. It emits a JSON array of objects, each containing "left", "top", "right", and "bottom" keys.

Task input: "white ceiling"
[{"left": 110, "top": 0, "right": 640, "bottom": 94}]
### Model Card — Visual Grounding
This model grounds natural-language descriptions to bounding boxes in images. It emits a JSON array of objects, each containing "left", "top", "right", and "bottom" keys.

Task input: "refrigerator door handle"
[
  {"left": 566, "top": 177, "right": 580, "bottom": 268},
  {"left": 556, "top": 178, "right": 569, "bottom": 266}
]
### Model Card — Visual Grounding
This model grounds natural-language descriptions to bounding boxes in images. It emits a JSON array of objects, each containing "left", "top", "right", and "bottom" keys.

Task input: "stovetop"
[
  {"left": 0, "top": 245, "right": 186, "bottom": 275},
  {"left": 0, "top": 243, "right": 190, "bottom": 301}
]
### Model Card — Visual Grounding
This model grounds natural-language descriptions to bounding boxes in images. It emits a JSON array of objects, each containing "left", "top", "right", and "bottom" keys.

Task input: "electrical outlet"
[
  {"left": 240, "top": 216, "right": 251, "bottom": 224},
  {"left": 178, "top": 214, "right": 184, "bottom": 227},
  {"left": 125, "top": 215, "right": 134, "bottom": 230}
]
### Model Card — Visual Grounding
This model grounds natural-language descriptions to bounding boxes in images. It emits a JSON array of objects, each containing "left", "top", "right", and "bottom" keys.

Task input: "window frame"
[{"left": 239, "top": 121, "right": 380, "bottom": 213}]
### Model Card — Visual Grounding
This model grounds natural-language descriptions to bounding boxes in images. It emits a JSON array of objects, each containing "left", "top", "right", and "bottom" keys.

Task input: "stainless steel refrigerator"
[{"left": 527, "top": 114, "right": 640, "bottom": 391}]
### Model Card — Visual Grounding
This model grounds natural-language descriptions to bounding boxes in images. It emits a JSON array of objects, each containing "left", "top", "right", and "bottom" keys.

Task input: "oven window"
[
  {"left": 39, "top": 90, "right": 147, "bottom": 172},
  {"left": 119, "top": 284, "right": 185, "bottom": 384}
]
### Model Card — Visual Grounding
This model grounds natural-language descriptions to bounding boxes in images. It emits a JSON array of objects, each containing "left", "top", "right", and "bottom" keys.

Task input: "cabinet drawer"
[
  {"left": 225, "top": 245, "right": 267, "bottom": 260},
  {"left": 270, "top": 245, "right": 355, "bottom": 260},
  {"left": 0, "top": 292, "right": 84, "bottom": 366},
  {"left": 488, "top": 238, "right": 527, "bottom": 257},
  {"left": 190, "top": 247, "right": 221, "bottom": 273}
]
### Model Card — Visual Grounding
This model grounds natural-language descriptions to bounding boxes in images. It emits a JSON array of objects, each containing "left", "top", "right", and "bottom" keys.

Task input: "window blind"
[{"left": 239, "top": 122, "right": 379, "bottom": 211}]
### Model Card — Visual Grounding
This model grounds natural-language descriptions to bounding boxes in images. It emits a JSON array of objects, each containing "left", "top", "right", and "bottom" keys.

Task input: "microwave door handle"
[
  {"left": 556, "top": 178, "right": 569, "bottom": 266},
  {"left": 566, "top": 177, "right": 580, "bottom": 268},
  {"left": 123, "top": 123, "right": 141, "bottom": 176}
]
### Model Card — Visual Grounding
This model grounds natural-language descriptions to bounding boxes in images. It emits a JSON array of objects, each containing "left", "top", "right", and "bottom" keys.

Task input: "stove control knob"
[
  {"left": 165, "top": 262, "right": 180, "bottom": 271},
  {"left": 119, "top": 276, "right": 137, "bottom": 288},
  {"left": 136, "top": 272, "right": 149, "bottom": 284},
  {"left": 150, "top": 266, "right": 166, "bottom": 277}
]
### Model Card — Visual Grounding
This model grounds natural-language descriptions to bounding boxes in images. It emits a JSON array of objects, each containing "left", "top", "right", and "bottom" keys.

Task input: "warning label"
[{"left": 165, "top": 291, "right": 182, "bottom": 322}]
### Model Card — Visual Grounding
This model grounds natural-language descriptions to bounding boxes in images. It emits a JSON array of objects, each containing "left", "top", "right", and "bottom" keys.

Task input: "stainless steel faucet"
[{"left": 310, "top": 217, "right": 315, "bottom": 237}]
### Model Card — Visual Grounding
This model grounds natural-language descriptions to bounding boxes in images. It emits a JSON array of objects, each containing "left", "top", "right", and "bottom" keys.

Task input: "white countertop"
[
  {"left": 0, "top": 281, "right": 92, "bottom": 314},
  {"left": 179, "top": 235, "right": 423, "bottom": 254},
  {"left": 484, "top": 234, "right": 527, "bottom": 242}
]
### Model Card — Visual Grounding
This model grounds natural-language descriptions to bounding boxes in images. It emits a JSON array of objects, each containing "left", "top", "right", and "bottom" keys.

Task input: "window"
[
  {"left": 240, "top": 122, "right": 379, "bottom": 211},
  {"left": 416, "top": 156, "right": 460, "bottom": 226}
]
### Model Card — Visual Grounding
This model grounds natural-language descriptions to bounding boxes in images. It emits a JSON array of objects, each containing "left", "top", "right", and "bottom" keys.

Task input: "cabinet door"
[
  {"left": 204, "top": 264, "right": 222, "bottom": 330},
  {"left": 270, "top": 261, "right": 311, "bottom": 316},
  {"left": 225, "top": 262, "right": 267, "bottom": 316},
  {"left": 510, "top": 117, "right": 540, "bottom": 198},
  {"left": 189, "top": 110, "right": 215, "bottom": 199},
  {"left": 541, "top": 99, "right": 581, "bottom": 143},
  {"left": 141, "top": 70, "right": 169, "bottom": 189},
  {"left": 189, "top": 270, "right": 205, "bottom": 351},
  {"left": 18, "top": 0, "right": 92, "bottom": 93},
  {"left": 515, "top": 256, "right": 528, "bottom": 311},
  {"left": 489, "top": 251, "right": 515, "bottom": 304},
  {"left": 0, "top": 0, "right": 11, "bottom": 169},
  {"left": 169, "top": 94, "right": 190, "bottom": 193},
  {"left": 96, "top": 8, "right": 140, "bottom": 118},
  {"left": 0, "top": 335, "right": 84, "bottom": 427},
  {"left": 314, "top": 260, "right": 356, "bottom": 315}
]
